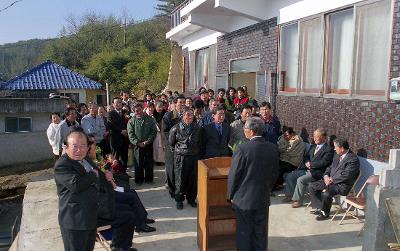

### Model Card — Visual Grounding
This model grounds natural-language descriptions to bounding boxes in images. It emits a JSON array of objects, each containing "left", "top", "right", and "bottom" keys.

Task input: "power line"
[{"left": 0, "top": 0, "right": 23, "bottom": 13}]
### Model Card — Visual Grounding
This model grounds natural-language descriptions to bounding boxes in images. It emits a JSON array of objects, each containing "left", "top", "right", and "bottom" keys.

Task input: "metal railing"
[{"left": 170, "top": 0, "right": 194, "bottom": 29}]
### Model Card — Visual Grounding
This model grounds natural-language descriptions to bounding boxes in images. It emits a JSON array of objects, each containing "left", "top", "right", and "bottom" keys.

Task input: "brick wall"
[
  {"left": 390, "top": 0, "right": 400, "bottom": 79},
  {"left": 216, "top": 18, "right": 278, "bottom": 75},
  {"left": 275, "top": 96, "right": 400, "bottom": 162}
]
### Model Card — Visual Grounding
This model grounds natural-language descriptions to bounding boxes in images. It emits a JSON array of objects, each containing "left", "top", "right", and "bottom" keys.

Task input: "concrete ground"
[{"left": 95, "top": 166, "right": 363, "bottom": 251}]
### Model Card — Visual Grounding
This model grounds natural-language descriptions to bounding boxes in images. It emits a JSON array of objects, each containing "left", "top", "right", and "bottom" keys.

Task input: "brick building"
[{"left": 167, "top": 0, "right": 400, "bottom": 162}]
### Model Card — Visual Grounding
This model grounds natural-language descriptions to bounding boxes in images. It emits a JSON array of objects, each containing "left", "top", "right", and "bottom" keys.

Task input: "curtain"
[
  {"left": 299, "top": 17, "right": 323, "bottom": 93},
  {"left": 195, "top": 48, "right": 209, "bottom": 90},
  {"left": 328, "top": 9, "right": 354, "bottom": 93},
  {"left": 280, "top": 24, "right": 299, "bottom": 91},
  {"left": 355, "top": 0, "right": 391, "bottom": 95}
]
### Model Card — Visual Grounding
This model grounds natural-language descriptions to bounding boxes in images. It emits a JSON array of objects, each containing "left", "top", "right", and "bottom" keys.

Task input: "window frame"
[
  {"left": 277, "top": 0, "right": 394, "bottom": 101},
  {"left": 5, "top": 117, "right": 32, "bottom": 133}
]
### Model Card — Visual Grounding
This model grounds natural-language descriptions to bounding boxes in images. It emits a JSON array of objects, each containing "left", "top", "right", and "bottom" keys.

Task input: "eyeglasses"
[{"left": 69, "top": 144, "right": 88, "bottom": 150}]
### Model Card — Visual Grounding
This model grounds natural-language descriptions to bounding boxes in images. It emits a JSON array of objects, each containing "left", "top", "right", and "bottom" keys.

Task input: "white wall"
[
  {"left": 0, "top": 113, "right": 53, "bottom": 166},
  {"left": 182, "top": 28, "right": 221, "bottom": 52},
  {"left": 279, "top": 0, "right": 365, "bottom": 24}
]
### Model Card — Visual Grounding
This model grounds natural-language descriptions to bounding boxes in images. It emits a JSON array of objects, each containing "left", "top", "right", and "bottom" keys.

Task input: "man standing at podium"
[{"left": 228, "top": 117, "right": 279, "bottom": 251}]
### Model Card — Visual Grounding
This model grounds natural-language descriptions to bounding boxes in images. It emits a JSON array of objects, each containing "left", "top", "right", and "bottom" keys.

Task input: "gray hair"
[
  {"left": 315, "top": 127, "right": 327, "bottom": 138},
  {"left": 244, "top": 117, "right": 265, "bottom": 136}
]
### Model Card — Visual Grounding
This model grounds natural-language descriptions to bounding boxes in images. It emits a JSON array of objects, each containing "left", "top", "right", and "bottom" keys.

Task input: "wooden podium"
[{"left": 197, "top": 157, "right": 236, "bottom": 251}]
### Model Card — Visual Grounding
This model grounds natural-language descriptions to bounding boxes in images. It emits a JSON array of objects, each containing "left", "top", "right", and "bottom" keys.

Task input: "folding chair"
[
  {"left": 96, "top": 225, "right": 112, "bottom": 251},
  {"left": 330, "top": 170, "right": 362, "bottom": 222},
  {"left": 338, "top": 175, "right": 380, "bottom": 226}
]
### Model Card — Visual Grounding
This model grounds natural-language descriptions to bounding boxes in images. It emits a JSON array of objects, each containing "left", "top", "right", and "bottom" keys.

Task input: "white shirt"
[
  {"left": 46, "top": 123, "right": 59, "bottom": 155},
  {"left": 250, "top": 135, "right": 263, "bottom": 141}
]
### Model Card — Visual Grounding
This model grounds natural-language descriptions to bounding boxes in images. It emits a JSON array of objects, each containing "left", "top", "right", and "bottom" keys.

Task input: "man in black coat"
[
  {"left": 54, "top": 131, "right": 99, "bottom": 251},
  {"left": 162, "top": 95, "right": 186, "bottom": 197},
  {"left": 308, "top": 138, "right": 360, "bottom": 220},
  {"left": 169, "top": 107, "right": 201, "bottom": 210},
  {"left": 201, "top": 104, "right": 231, "bottom": 159},
  {"left": 283, "top": 128, "right": 334, "bottom": 208},
  {"left": 108, "top": 97, "right": 129, "bottom": 168},
  {"left": 228, "top": 117, "right": 279, "bottom": 251}
]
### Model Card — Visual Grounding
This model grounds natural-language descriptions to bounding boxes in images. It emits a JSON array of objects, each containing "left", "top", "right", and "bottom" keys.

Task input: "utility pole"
[{"left": 123, "top": 17, "right": 127, "bottom": 48}]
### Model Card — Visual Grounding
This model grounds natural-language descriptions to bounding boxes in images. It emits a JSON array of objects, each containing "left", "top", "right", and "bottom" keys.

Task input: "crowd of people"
[{"left": 48, "top": 86, "right": 361, "bottom": 251}]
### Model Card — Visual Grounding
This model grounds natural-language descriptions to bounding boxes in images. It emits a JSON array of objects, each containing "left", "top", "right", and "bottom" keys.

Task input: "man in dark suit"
[
  {"left": 108, "top": 97, "right": 129, "bottom": 169},
  {"left": 228, "top": 117, "right": 279, "bottom": 251},
  {"left": 283, "top": 128, "right": 334, "bottom": 208},
  {"left": 54, "top": 131, "right": 99, "bottom": 251},
  {"left": 201, "top": 104, "right": 231, "bottom": 159},
  {"left": 308, "top": 138, "right": 360, "bottom": 220}
]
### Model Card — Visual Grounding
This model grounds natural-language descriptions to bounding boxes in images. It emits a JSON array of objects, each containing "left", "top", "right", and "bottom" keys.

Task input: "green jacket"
[{"left": 127, "top": 114, "right": 157, "bottom": 146}]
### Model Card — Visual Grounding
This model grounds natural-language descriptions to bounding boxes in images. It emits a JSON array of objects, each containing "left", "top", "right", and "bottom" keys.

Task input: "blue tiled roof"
[{"left": 1, "top": 61, "right": 103, "bottom": 90}]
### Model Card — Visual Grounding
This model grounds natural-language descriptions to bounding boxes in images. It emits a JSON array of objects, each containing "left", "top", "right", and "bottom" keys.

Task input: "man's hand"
[
  {"left": 91, "top": 169, "right": 99, "bottom": 177},
  {"left": 121, "top": 130, "right": 128, "bottom": 137},
  {"left": 105, "top": 170, "right": 114, "bottom": 182},
  {"left": 323, "top": 175, "right": 330, "bottom": 186},
  {"left": 138, "top": 142, "right": 145, "bottom": 148},
  {"left": 305, "top": 161, "right": 311, "bottom": 169}
]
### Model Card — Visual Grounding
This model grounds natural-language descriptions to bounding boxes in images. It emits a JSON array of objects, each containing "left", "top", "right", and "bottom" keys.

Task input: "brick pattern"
[
  {"left": 182, "top": 47, "right": 189, "bottom": 92},
  {"left": 390, "top": 0, "right": 400, "bottom": 79},
  {"left": 216, "top": 18, "right": 278, "bottom": 75},
  {"left": 275, "top": 96, "right": 400, "bottom": 162}
]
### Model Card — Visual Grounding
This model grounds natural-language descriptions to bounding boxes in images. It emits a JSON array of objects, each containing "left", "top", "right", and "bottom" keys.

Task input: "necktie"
[
  {"left": 216, "top": 124, "right": 222, "bottom": 135},
  {"left": 314, "top": 145, "right": 321, "bottom": 155}
]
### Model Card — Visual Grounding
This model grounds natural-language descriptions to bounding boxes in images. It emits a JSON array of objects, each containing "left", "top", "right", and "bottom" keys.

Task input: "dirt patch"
[{"left": 0, "top": 168, "right": 54, "bottom": 198}]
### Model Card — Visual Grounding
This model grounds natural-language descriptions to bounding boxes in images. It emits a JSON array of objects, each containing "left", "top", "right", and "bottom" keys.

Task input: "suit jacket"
[
  {"left": 303, "top": 143, "right": 334, "bottom": 180},
  {"left": 228, "top": 137, "right": 279, "bottom": 210},
  {"left": 54, "top": 155, "right": 99, "bottom": 230},
  {"left": 324, "top": 151, "right": 360, "bottom": 195},
  {"left": 108, "top": 110, "right": 127, "bottom": 149},
  {"left": 201, "top": 122, "right": 231, "bottom": 159}
]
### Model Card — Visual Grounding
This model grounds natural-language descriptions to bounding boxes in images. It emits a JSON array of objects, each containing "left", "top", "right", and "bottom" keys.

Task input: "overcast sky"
[{"left": 0, "top": 0, "right": 159, "bottom": 45}]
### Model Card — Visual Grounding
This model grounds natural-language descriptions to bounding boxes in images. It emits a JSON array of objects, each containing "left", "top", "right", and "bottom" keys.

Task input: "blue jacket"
[{"left": 262, "top": 115, "right": 281, "bottom": 144}]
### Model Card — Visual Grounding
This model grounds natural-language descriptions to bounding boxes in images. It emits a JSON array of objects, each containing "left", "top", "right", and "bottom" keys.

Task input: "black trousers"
[
  {"left": 111, "top": 138, "right": 129, "bottom": 168},
  {"left": 174, "top": 155, "right": 197, "bottom": 202},
  {"left": 60, "top": 227, "right": 96, "bottom": 251},
  {"left": 308, "top": 180, "right": 341, "bottom": 215},
  {"left": 274, "top": 160, "right": 297, "bottom": 188},
  {"left": 165, "top": 147, "right": 175, "bottom": 195},
  {"left": 234, "top": 206, "right": 269, "bottom": 251},
  {"left": 114, "top": 189, "right": 147, "bottom": 227},
  {"left": 133, "top": 144, "right": 154, "bottom": 183},
  {"left": 112, "top": 203, "right": 136, "bottom": 249}
]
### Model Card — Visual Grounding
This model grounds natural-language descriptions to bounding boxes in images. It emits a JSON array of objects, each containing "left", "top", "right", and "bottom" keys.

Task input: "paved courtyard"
[{"left": 96, "top": 166, "right": 363, "bottom": 251}]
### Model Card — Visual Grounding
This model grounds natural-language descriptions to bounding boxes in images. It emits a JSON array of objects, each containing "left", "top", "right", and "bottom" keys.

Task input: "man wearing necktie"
[
  {"left": 108, "top": 97, "right": 129, "bottom": 170},
  {"left": 308, "top": 138, "right": 360, "bottom": 220},
  {"left": 201, "top": 104, "right": 231, "bottom": 159},
  {"left": 283, "top": 128, "right": 334, "bottom": 208}
]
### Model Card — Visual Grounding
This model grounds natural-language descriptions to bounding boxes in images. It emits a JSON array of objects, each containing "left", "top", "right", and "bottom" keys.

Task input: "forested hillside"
[
  {"left": 0, "top": 0, "right": 186, "bottom": 93},
  {"left": 0, "top": 15, "right": 171, "bottom": 93},
  {"left": 0, "top": 39, "right": 51, "bottom": 81}
]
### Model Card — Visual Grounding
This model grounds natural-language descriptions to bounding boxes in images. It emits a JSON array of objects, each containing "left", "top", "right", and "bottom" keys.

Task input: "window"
[
  {"left": 326, "top": 9, "right": 354, "bottom": 94},
  {"left": 278, "top": 0, "right": 392, "bottom": 98},
  {"left": 230, "top": 57, "right": 260, "bottom": 72},
  {"left": 280, "top": 23, "right": 299, "bottom": 92},
  {"left": 299, "top": 17, "right": 323, "bottom": 93},
  {"left": 353, "top": 0, "right": 391, "bottom": 95},
  {"left": 195, "top": 48, "right": 209, "bottom": 90},
  {"left": 5, "top": 117, "right": 32, "bottom": 133}
]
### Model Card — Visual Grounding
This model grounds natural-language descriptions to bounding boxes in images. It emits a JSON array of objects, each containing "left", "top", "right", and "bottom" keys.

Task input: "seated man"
[
  {"left": 283, "top": 128, "right": 334, "bottom": 208},
  {"left": 274, "top": 127, "right": 305, "bottom": 190},
  {"left": 308, "top": 138, "right": 360, "bottom": 220}
]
